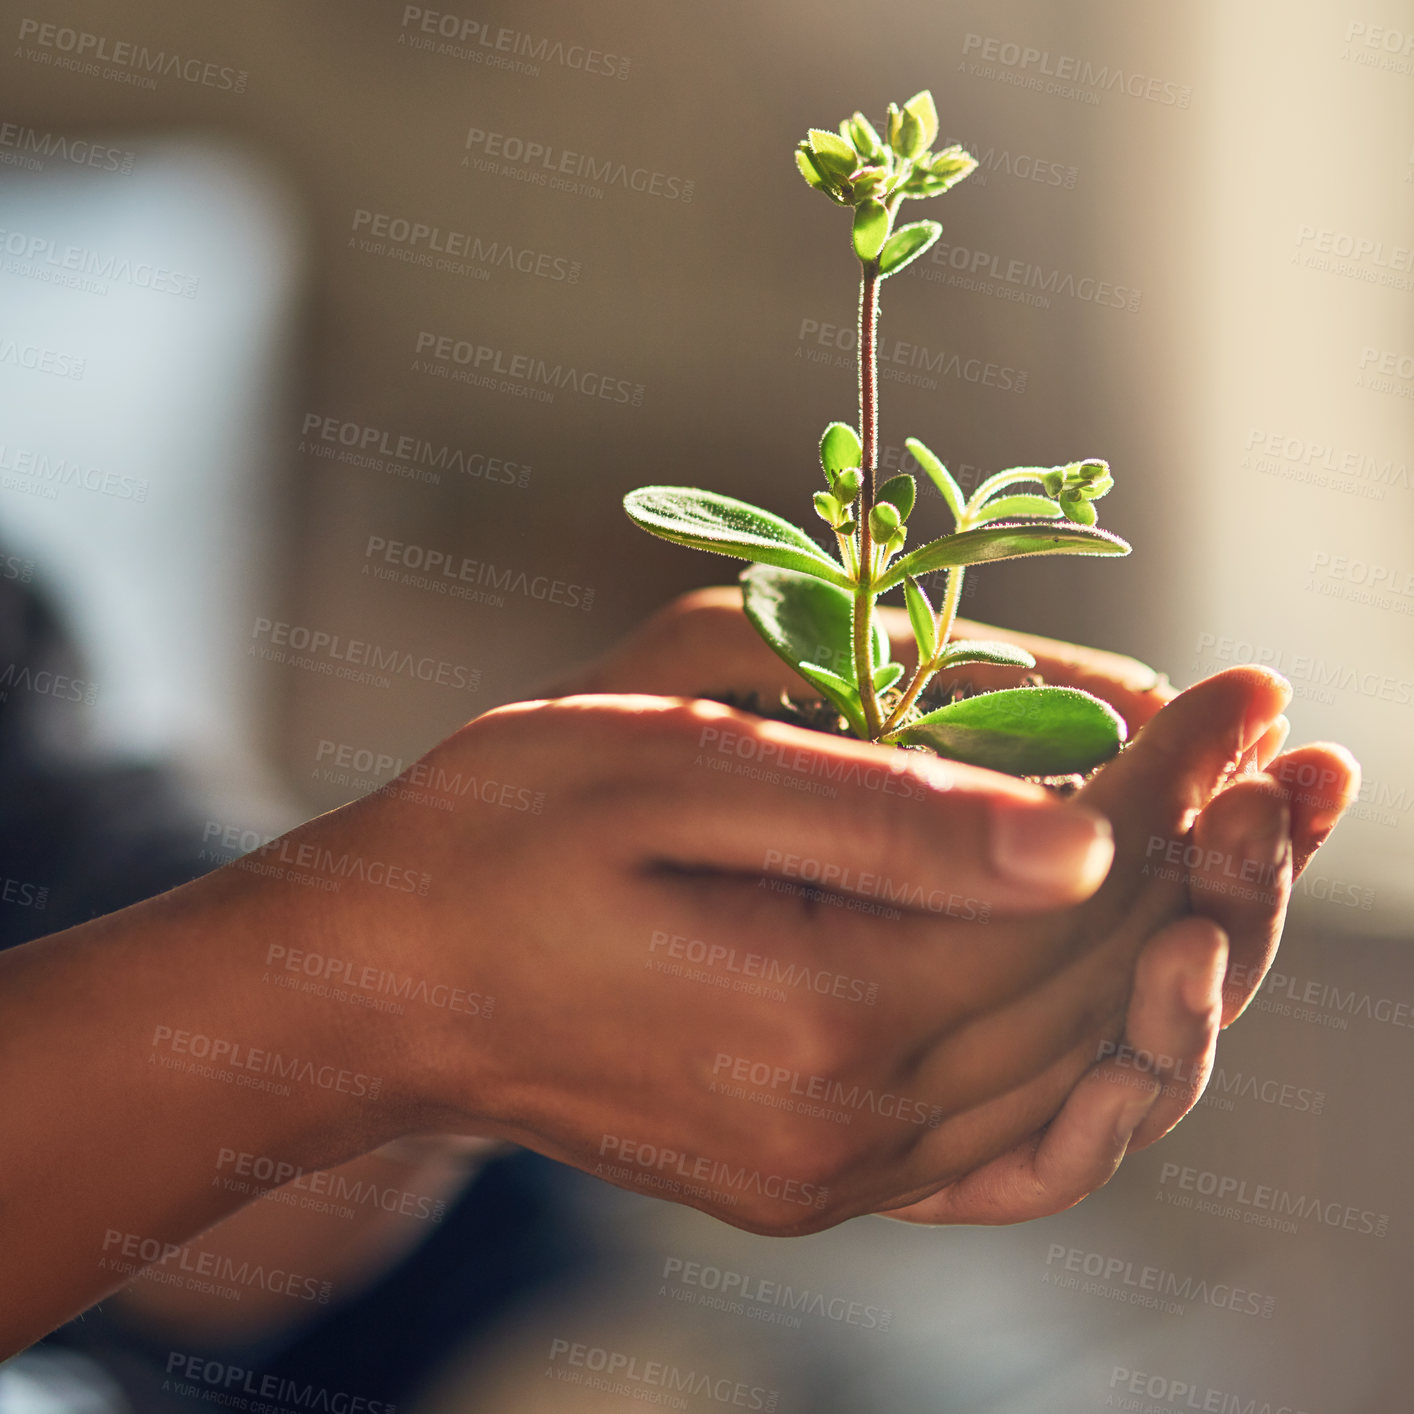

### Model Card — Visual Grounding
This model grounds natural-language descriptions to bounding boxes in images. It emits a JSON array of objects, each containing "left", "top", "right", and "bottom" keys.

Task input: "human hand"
[
  {"left": 0, "top": 620, "right": 1356, "bottom": 1356},
  {"left": 536, "top": 587, "right": 1357, "bottom": 1222},
  {"left": 878, "top": 687, "right": 1359, "bottom": 1224},
  {"left": 315, "top": 652, "right": 1338, "bottom": 1236},
  {"left": 543, "top": 586, "right": 1175, "bottom": 734},
  {"left": 563, "top": 586, "right": 1353, "bottom": 1026}
]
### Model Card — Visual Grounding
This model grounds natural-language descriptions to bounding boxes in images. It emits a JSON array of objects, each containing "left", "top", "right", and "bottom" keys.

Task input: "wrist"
[
  {"left": 0, "top": 818, "right": 427, "bottom": 1349},
  {"left": 206, "top": 792, "right": 464, "bottom": 1157}
]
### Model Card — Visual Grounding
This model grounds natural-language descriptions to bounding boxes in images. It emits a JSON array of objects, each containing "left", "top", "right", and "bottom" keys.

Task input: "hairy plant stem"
[
  {"left": 853, "top": 258, "right": 884, "bottom": 738},
  {"left": 880, "top": 564, "right": 966, "bottom": 738}
]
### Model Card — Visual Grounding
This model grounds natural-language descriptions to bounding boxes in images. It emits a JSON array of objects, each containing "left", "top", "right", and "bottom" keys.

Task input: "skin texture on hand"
[
  {"left": 0, "top": 590, "right": 1359, "bottom": 1354},
  {"left": 543, "top": 587, "right": 1359, "bottom": 1220},
  {"left": 367, "top": 667, "right": 1346, "bottom": 1235},
  {"left": 105, "top": 595, "right": 1265, "bottom": 1342}
]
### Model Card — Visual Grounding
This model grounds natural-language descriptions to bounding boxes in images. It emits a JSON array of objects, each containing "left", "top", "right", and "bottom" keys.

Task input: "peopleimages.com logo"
[
  {"left": 462, "top": 125, "right": 692, "bottom": 202},
  {"left": 15, "top": 17, "right": 248, "bottom": 92}
]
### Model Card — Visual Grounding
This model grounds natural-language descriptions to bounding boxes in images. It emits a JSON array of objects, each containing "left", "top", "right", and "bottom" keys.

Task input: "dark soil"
[{"left": 708, "top": 675, "right": 1087, "bottom": 796}]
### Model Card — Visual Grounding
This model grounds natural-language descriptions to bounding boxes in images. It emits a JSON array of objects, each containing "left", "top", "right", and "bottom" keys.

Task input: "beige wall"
[
  {"left": 4, "top": 1, "right": 1412, "bottom": 1407},
  {"left": 6, "top": 1, "right": 1406, "bottom": 889}
]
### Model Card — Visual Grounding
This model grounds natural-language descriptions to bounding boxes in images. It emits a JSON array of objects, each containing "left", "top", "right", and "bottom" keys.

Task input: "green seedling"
[{"left": 625, "top": 89, "right": 1130, "bottom": 776}]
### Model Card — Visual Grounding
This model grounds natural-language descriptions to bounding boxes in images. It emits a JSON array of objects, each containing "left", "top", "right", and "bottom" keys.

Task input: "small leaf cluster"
[
  {"left": 795, "top": 91, "right": 976, "bottom": 208},
  {"left": 623, "top": 91, "right": 1132, "bottom": 779},
  {"left": 796, "top": 90, "right": 977, "bottom": 279}
]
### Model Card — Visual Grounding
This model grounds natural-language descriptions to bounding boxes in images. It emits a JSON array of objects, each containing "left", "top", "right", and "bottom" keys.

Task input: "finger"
[
  {"left": 877, "top": 1064, "right": 1160, "bottom": 1226},
  {"left": 906, "top": 677, "right": 1287, "bottom": 1136},
  {"left": 578, "top": 695, "right": 1118, "bottom": 914},
  {"left": 1264, "top": 742, "right": 1362, "bottom": 879},
  {"left": 904, "top": 892, "right": 1147, "bottom": 1134},
  {"left": 538, "top": 587, "right": 775, "bottom": 697},
  {"left": 1080, "top": 666, "right": 1292, "bottom": 851},
  {"left": 1183, "top": 778, "right": 1292, "bottom": 1027},
  {"left": 1121, "top": 916, "right": 1228, "bottom": 1147},
  {"left": 878, "top": 916, "right": 1226, "bottom": 1224},
  {"left": 1251, "top": 715, "right": 1290, "bottom": 771},
  {"left": 878, "top": 1046, "right": 1163, "bottom": 1226}
]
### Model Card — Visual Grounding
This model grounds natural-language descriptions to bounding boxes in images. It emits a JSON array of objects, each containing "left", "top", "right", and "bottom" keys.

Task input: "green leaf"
[
  {"left": 843, "top": 111, "right": 884, "bottom": 160},
  {"left": 924, "top": 145, "right": 979, "bottom": 193},
  {"left": 740, "top": 564, "right": 886, "bottom": 689},
  {"left": 808, "top": 128, "right": 857, "bottom": 180},
  {"left": 795, "top": 148, "right": 828, "bottom": 191},
  {"left": 903, "top": 574, "right": 937, "bottom": 663},
  {"left": 1060, "top": 493, "right": 1098, "bottom": 526},
  {"left": 796, "top": 662, "right": 867, "bottom": 738},
  {"left": 878, "top": 220, "right": 942, "bottom": 276},
  {"left": 873, "top": 661, "right": 906, "bottom": 694},
  {"left": 936, "top": 639, "right": 1037, "bottom": 671},
  {"left": 905, "top": 437, "right": 964, "bottom": 525},
  {"left": 877, "top": 521, "right": 1130, "bottom": 592},
  {"left": 895, "top": 108, "right": 925, "bottom": 159},
  {"left": 820, "top": 422, "right": 862, "bottom": 476},
  {"left": 852, "top": 199, "right": 890, "bottom": 261},
  {"left": 624, "top": 487, "right": 851, "bottom": 588},
  {"left": 903, "top": 90, "right": 939, "bottom": 150},
  {"left": 885, "top": 103, "right": 903, "bottom": 154},
  {"left": 878, "top": 473, "right": 916, "bottom": 521},
  {"left": 900, "top": 174, "right": 950, "bottom": 199},
  {"left": 833, "top": 467, "right": 862, "bottom": 504},
  {"left": 813, "top": 490, "right": 842, "bottom": 526},
  {"left": 896, "top": 687, "right": 1126, "bottom": 776},
  {"left": 974, "top": 494, "right": 1063, "bottom": 524}
]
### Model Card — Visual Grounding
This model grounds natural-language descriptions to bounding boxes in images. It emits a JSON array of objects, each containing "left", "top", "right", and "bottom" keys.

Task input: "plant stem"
[
  {"left": 880, "top": 565, "right": 966, "bottom": 737},
  {"left": 853, "top": 258, "right": 884, "bottom": 738}
]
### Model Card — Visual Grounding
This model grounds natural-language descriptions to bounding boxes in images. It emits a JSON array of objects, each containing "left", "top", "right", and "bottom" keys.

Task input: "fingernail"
[
  {"left": 989, "top": 804, "right": 1113, "bottom": 890},
  {"left": 1241, "top": 799, "right": 1291, "bottom": 868},
  {"left": 1180, "top": 956, "right": 1226, "bottom": 1016}
]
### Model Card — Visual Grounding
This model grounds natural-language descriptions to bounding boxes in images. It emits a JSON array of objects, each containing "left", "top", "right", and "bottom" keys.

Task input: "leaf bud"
[
  {"left": 807, "top": 128, "right": 857, "bottom": 182},
  {"left": 902, "top": 90, "right": 940, "bottom": 151},
  {"left": 869, "top": 502, "right": 901, "bottom": 540},
  {"left": 833, "top": 467, "right": 863, "bottom": 503},
  {"left": 843, "top": 111, "right": 885, "bottom": 161}
]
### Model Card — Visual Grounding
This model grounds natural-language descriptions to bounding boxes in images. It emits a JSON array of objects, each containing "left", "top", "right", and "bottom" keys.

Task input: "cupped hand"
[
  {"left": 315, "top": 649, "right": 1350, "bottom": 1236},
  {"left": 563, "top": 587, "right": 1353, "bottom": 1036},
  {"left": 539, "top": 587, "right": 1359, "bottom": 1223},
  {"left": 329, "top": 691, "right": 1119, "bottom": 1235},
  {"left": 542, "top": 585, "right": 1175, "bottom": 733}
]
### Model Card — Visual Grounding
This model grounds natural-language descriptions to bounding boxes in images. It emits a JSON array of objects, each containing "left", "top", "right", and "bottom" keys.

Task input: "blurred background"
[{"left": 1, "top": 0, "right": 1410, "bottom": 1410}]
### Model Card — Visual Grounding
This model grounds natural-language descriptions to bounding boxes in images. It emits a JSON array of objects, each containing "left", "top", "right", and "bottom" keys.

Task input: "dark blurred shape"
[
  {"left": 0, "top": 573, "right": 213, "bottom": 949},
  {"left": 1, "top": 570, "right": 600, "bottom": 1411}
]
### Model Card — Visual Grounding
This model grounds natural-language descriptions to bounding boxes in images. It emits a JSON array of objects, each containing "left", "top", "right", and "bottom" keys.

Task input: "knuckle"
[
  {"left": 668, "top": 585, "right": 743, "bottom": 625},
  {"left": 644, "top": 695, "right": 732, "bottom": 742},
  {"left": 773, "top": 1005, "right": 856, "bottom": 1087}
]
